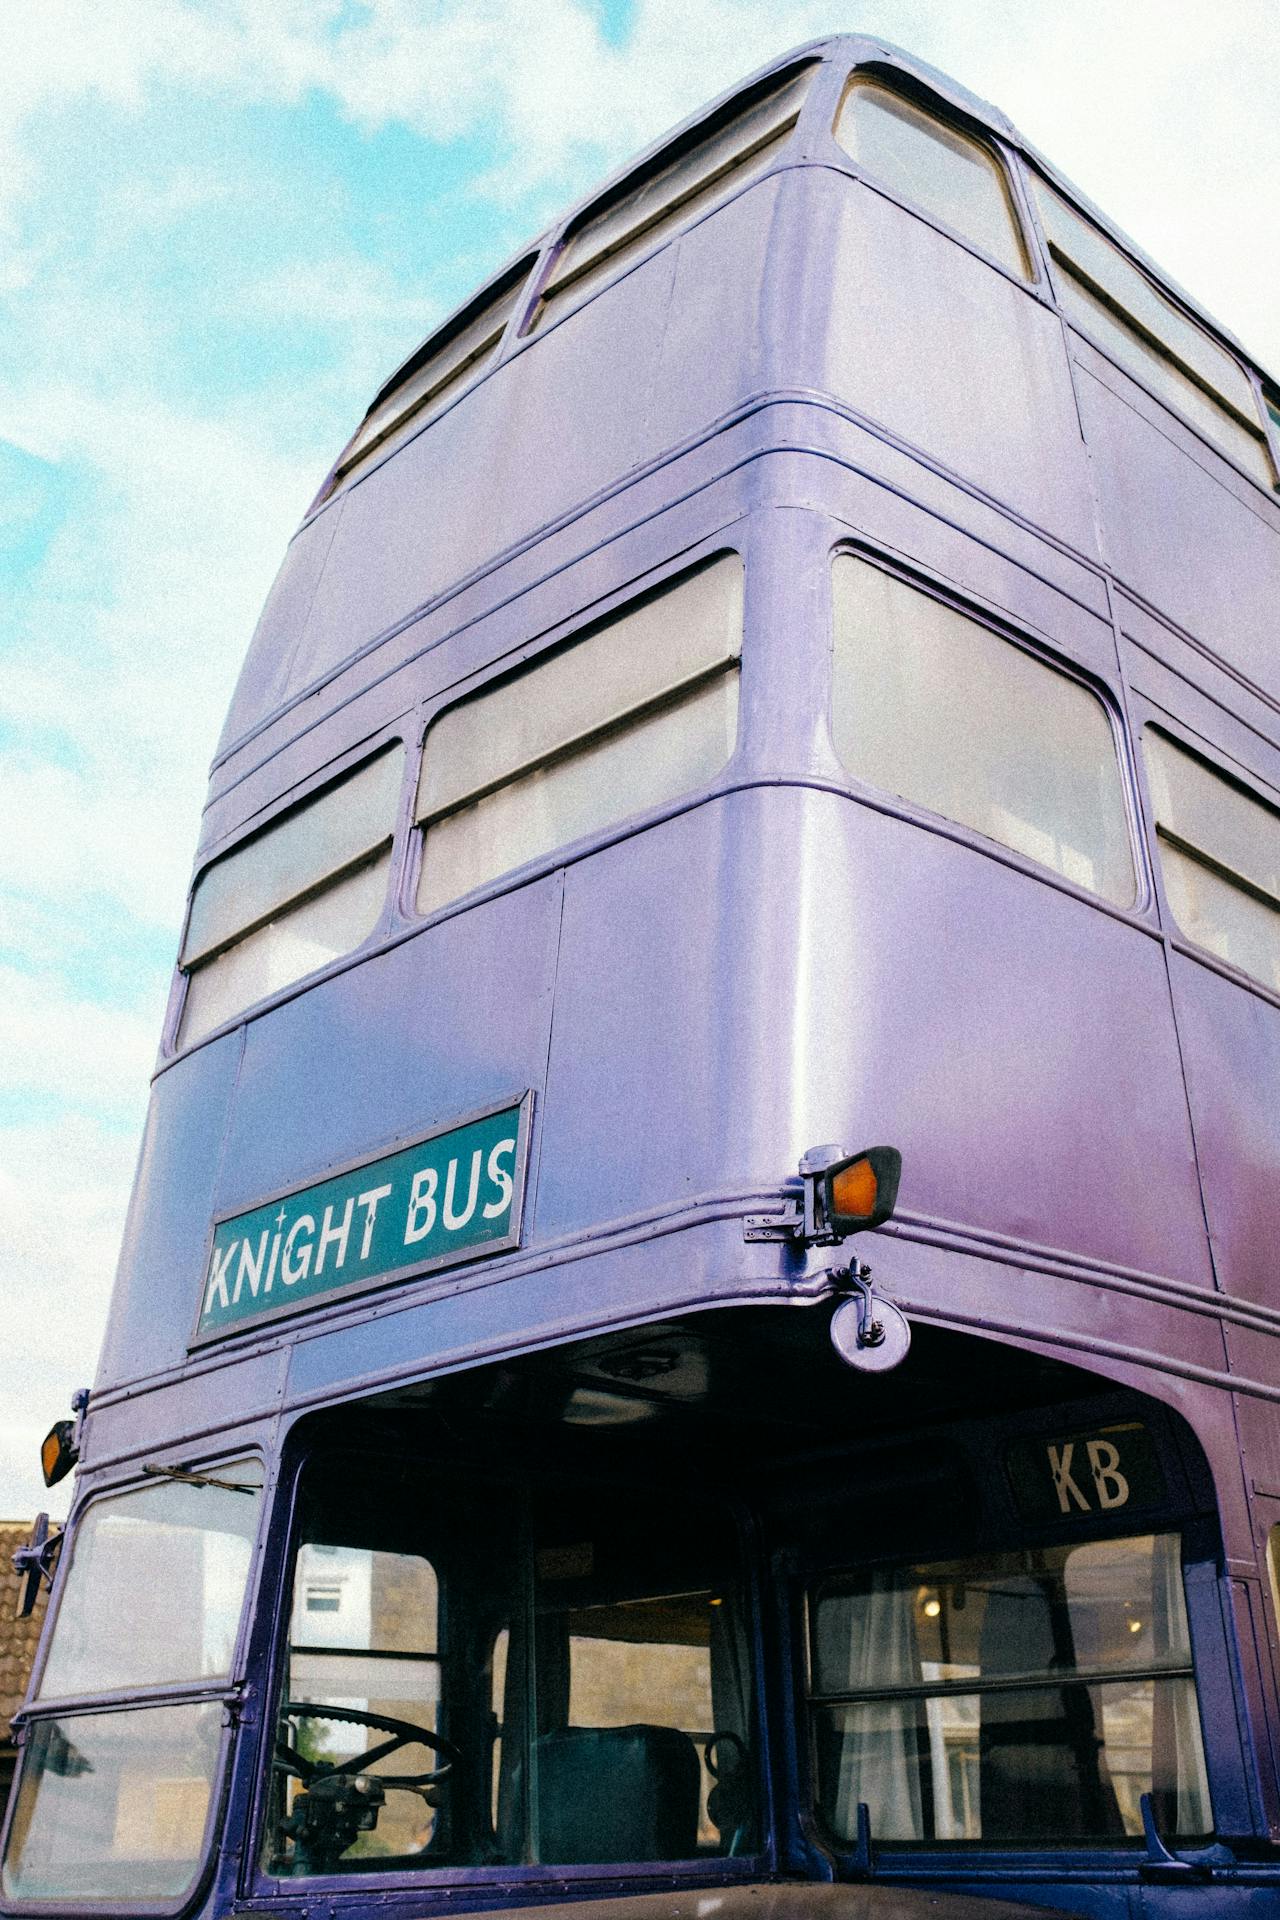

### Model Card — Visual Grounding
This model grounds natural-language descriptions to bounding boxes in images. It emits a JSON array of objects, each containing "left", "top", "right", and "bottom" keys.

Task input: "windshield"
[
  {"left": 265, "top": 1457, "right": 756, "bottom": 1877},
  {"left": 38, "top": 1464, "right": 263, "bottom": 1700},
  {"left": 2, "top": 1463, "right": 262, "bottom": 1907}
]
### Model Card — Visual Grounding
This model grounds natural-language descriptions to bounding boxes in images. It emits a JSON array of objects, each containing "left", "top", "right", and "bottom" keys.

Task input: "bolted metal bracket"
[
  {"left": 743, "top": 1197, "right": 804, "bottom": 1243},
  {"left": 13, "top": 1514, "right": 63, "bottom": 1619}
]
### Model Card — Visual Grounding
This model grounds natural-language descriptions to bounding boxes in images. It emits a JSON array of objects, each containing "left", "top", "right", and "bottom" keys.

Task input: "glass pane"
[
  {"left": 811, "top": 1534, "right": 1210, "bottom": 1846},
  {"left": 418, "top": 671, "right": 737, "bottom": 912},
  {"left": 1159, "top": 840, "right": 1280, "bottom": 992},
  {"left": 334, "top": 260, "right": 533, "bottom": 483},
  {"left": 184, "top": 745, "right": 403, "bottom": 965},
  {"left": 38, "top": 1464, "right": 261, "bottom": 1700},
  {"left": 1145, "top": 731, "right": 1280, "bottom": 902},
  {"left": 1034, "top": 178, "right": 1256, "bottom": 420},
  {"left": 180, "top": 850, "right": 392, "bottom": 1045},
  {"left": 1054, "top": 268, "right": 1273, "bottom": 486},
  {"left": 2, "top": 1703, "right": 221, "bottom": 1902},
  {"left": 832, "top": 558, "right": 1134, "bottom": 905},
  {"left": 834, "top": 79, "right": 1028, "bottom": 279},
  {"left": 535, "top": 66, "right": 814, "bottom": 328},
  {"left": 275, "top": 1543, "right": 443, "bottom": 1870},
  {"left": 265, "top": 1460, "right": 754, "bottom": 1877},
  {"left": 814, "top": 1677, "right": 1209, "bottom": 1844},
  {"left": 1144, "top": 731, "right": 1280, "bottom": 992},
  {"left": 417, "top": 555, "right": 742, "bottom": 821}
]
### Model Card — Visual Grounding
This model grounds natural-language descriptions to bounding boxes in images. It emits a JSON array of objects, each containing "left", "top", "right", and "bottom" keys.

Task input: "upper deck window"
[
  {"left": 833, "top": 77, "right": 1029, "bottom": 279},
  {"left": 179, "top": 743, "right": 403, "bottom": 1046},
  {"left": 415, "top": 554, "right": 742, "bottom": 913},
  {"left": 321, "top": 258, "right": 534, "bottom": 498},
  {"left": 831, "top": 557, "right": 1135, "bottom": 906},
  {"left": 1144, "top": 728, "right": 1280, "bottom": 993},
  {"left": 1031, "top": 178, "right": 1274, "bottom": 488},
  {"left": 531, "top": 65, "right": 815, "bottom": 332}
]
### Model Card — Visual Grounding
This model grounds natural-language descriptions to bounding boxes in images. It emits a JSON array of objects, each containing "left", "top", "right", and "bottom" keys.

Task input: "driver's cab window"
[
  {"left": 266, "top": 1459, "right": 755, "bottom": 1879},
  {"left": 278, "top": 1544, "right": 442, "bottom": 1868}
]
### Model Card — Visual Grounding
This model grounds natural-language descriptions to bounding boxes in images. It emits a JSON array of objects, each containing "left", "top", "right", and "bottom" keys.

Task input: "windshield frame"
[{"left": 0, "top": 1451, "right": 266, "bottom": 1915}]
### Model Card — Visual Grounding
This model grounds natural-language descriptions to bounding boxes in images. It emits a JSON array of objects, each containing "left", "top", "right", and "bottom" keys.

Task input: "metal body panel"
[{"left": 1075, "top": 363, "right": 1280, "bottom": 708}]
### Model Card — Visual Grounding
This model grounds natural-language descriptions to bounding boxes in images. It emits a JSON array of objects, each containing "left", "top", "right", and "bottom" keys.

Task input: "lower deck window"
[
  {"left": 265, "top": 1461, "right": 756, "bottom": 1878},
  {"left": 808, "top": 1533, "right": 1210, "bottom": 1846}
]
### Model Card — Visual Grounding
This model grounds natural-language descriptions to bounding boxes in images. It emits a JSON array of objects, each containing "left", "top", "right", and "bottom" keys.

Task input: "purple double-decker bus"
[{"left": 8, "top": 32, "right": 1280, "bottom": 1920}]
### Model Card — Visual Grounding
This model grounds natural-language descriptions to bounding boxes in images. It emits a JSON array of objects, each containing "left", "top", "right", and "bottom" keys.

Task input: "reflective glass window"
[
  {"left": 38, "top": 1463, "right": 263, "bottom": 1701},
  {"left": 323, "top": 259, "right": 534, "bottom": 495},
  {"left": 1033, "top": 177, "right": 1273, "bottom": 487},
  {"left": 180, "top": 745, "right": 403, "bottom": 1045},
  {"left": 533, "top": 66, "right": 814, "bottom": 330},
  {"left": 833, "top": 78, "right": 1029, "bottom": 278},
  {"left": 2, "top": 1703, "right": 222, "bottom": 1903},
  {"left": 416, "top": 555, "right": 742, "bottom": 912},
  {"left": 1144, "top": 728, "right": 1280, "bottom": 992},
  {"left": 265, "top": 1458, "right": 756, "bottom": 1877},
  {"left": 810, "top": 1534, "right": 1211, "bottom": 1845},
  {"left": 832, "top": 557, "right": 1134, "bottom": 905}
]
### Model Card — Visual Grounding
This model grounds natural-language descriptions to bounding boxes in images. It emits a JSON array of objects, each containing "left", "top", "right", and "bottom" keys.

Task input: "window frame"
[
  {"left": 0, "top": 1452, "right": 266, "bottom": 1917},
  {"left": 525, "top": 61, "right": 818, "bottom": 337},
  {"left": 783, "top": 1410, "right": 1230, "bottom": 1875},
  {"left": 802, "top": 1535, "right": 1208, "bottom": 1853},
  {"left": 1027, "top": 167, "right": 1277, "bottom": 494},
  {"left": 826, "top": 545, "right": 1145, "bottom": 919},
  {"left": 826, "top": 64, "right": 1037, "bottom": 288},
  {"left": 247, "top": 1443, "right": 772, "bottom": 1899},
  {"left": 1141, "top": 719, "right": 1280, "bottom": 1001},
  {"left": 172, "top": 732, "right": 409, "bottom": 1055},
  {"left": 307, "top": 254, "right": 538, "bottom": 514},
  {"left": 407, "top": 547, "right": 746, "bottom": 924}
]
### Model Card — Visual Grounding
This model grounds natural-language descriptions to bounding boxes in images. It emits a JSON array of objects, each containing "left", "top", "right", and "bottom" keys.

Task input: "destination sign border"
[{"left": 187, "top": 1090, "right": 535, "bottom": 1351}]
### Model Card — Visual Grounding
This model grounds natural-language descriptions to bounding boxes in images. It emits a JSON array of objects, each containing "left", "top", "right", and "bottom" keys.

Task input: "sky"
[{"left": 2, "top": 0, "right": 1278, "bottom": 1523}]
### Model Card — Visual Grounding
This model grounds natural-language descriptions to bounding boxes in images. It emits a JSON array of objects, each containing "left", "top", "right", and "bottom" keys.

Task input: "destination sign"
[
  {"left": 1006, "top": 1422, "right": 1166, "bottom": 1525},
  {"left": 192, "top": 1095, "right": 532, "bottom": 1345}
]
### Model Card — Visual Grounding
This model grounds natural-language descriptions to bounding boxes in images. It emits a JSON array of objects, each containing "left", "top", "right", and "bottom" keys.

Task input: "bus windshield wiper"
[{"left": 141, "top": 1463, "right": 257, "bottom": 1495}]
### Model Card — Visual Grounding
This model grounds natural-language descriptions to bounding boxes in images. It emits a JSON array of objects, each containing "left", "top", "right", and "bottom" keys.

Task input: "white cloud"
[
  {"left": 0, "top": 968, "right": 160, "bottom": 1115},
  {"left": 0, "top": 1114, "right": 141, "bottom": 1516}
]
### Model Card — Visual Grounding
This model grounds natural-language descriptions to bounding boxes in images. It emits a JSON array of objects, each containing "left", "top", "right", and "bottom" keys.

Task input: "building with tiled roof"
[{"left": 0, "top": 1524, "right": 48, "bottom": 1806}]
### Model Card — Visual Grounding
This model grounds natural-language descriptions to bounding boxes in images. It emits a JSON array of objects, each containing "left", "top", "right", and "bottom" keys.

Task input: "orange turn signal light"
[
  {"left": 822, "top": 1145, "right": 902, "bottom": 1236},
  {"left": 40, "top": 1420, "right": 77, "bottom": 1490}
]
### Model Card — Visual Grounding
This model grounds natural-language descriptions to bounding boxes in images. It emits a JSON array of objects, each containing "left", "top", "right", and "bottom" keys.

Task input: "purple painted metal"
[{"left": 9, "top": 28, "right": 1280, "bottom": 1920}]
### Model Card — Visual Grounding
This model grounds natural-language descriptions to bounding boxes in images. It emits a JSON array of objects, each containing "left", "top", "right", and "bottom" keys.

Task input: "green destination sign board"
[{"left": 193, "top": 1094, "right": 532, "bottom": 1345}]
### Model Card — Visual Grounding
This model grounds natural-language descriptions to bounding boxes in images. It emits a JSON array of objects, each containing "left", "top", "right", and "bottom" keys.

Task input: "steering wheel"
[{"left": 275, "top": 1700, "right": 460, "bottom": 1792}]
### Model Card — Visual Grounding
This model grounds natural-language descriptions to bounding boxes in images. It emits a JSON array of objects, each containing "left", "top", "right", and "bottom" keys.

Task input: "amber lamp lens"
[
  {"left": 830, "top": 1157, "right": 878, "bottom": 1220},
  {"left": 40, "top": 1431, "right": 61, "bottom": 1484}
]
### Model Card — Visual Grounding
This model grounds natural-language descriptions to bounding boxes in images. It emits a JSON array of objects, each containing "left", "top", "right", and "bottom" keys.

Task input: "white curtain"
[
  {"left": 817, "top": 1576, "right": 923, "bottom": 1841},
  {"left": 1151, "top": 1534, "right": 1211, "bottom": 1835}
]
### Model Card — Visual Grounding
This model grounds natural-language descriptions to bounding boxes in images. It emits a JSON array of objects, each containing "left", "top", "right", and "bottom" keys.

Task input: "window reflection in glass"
[
  {"left": 834, "top": 79, "right": 1029, "bottom": 279},
  {"left": 38, "top": 1464, "right": 262, "bottom": 1701},
  {"left": 810, "top": 1534, "right": 1211, "bottom": 1845},
  {"left": 832, "top": 557, "right": 1134, "bottom": 905}
]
